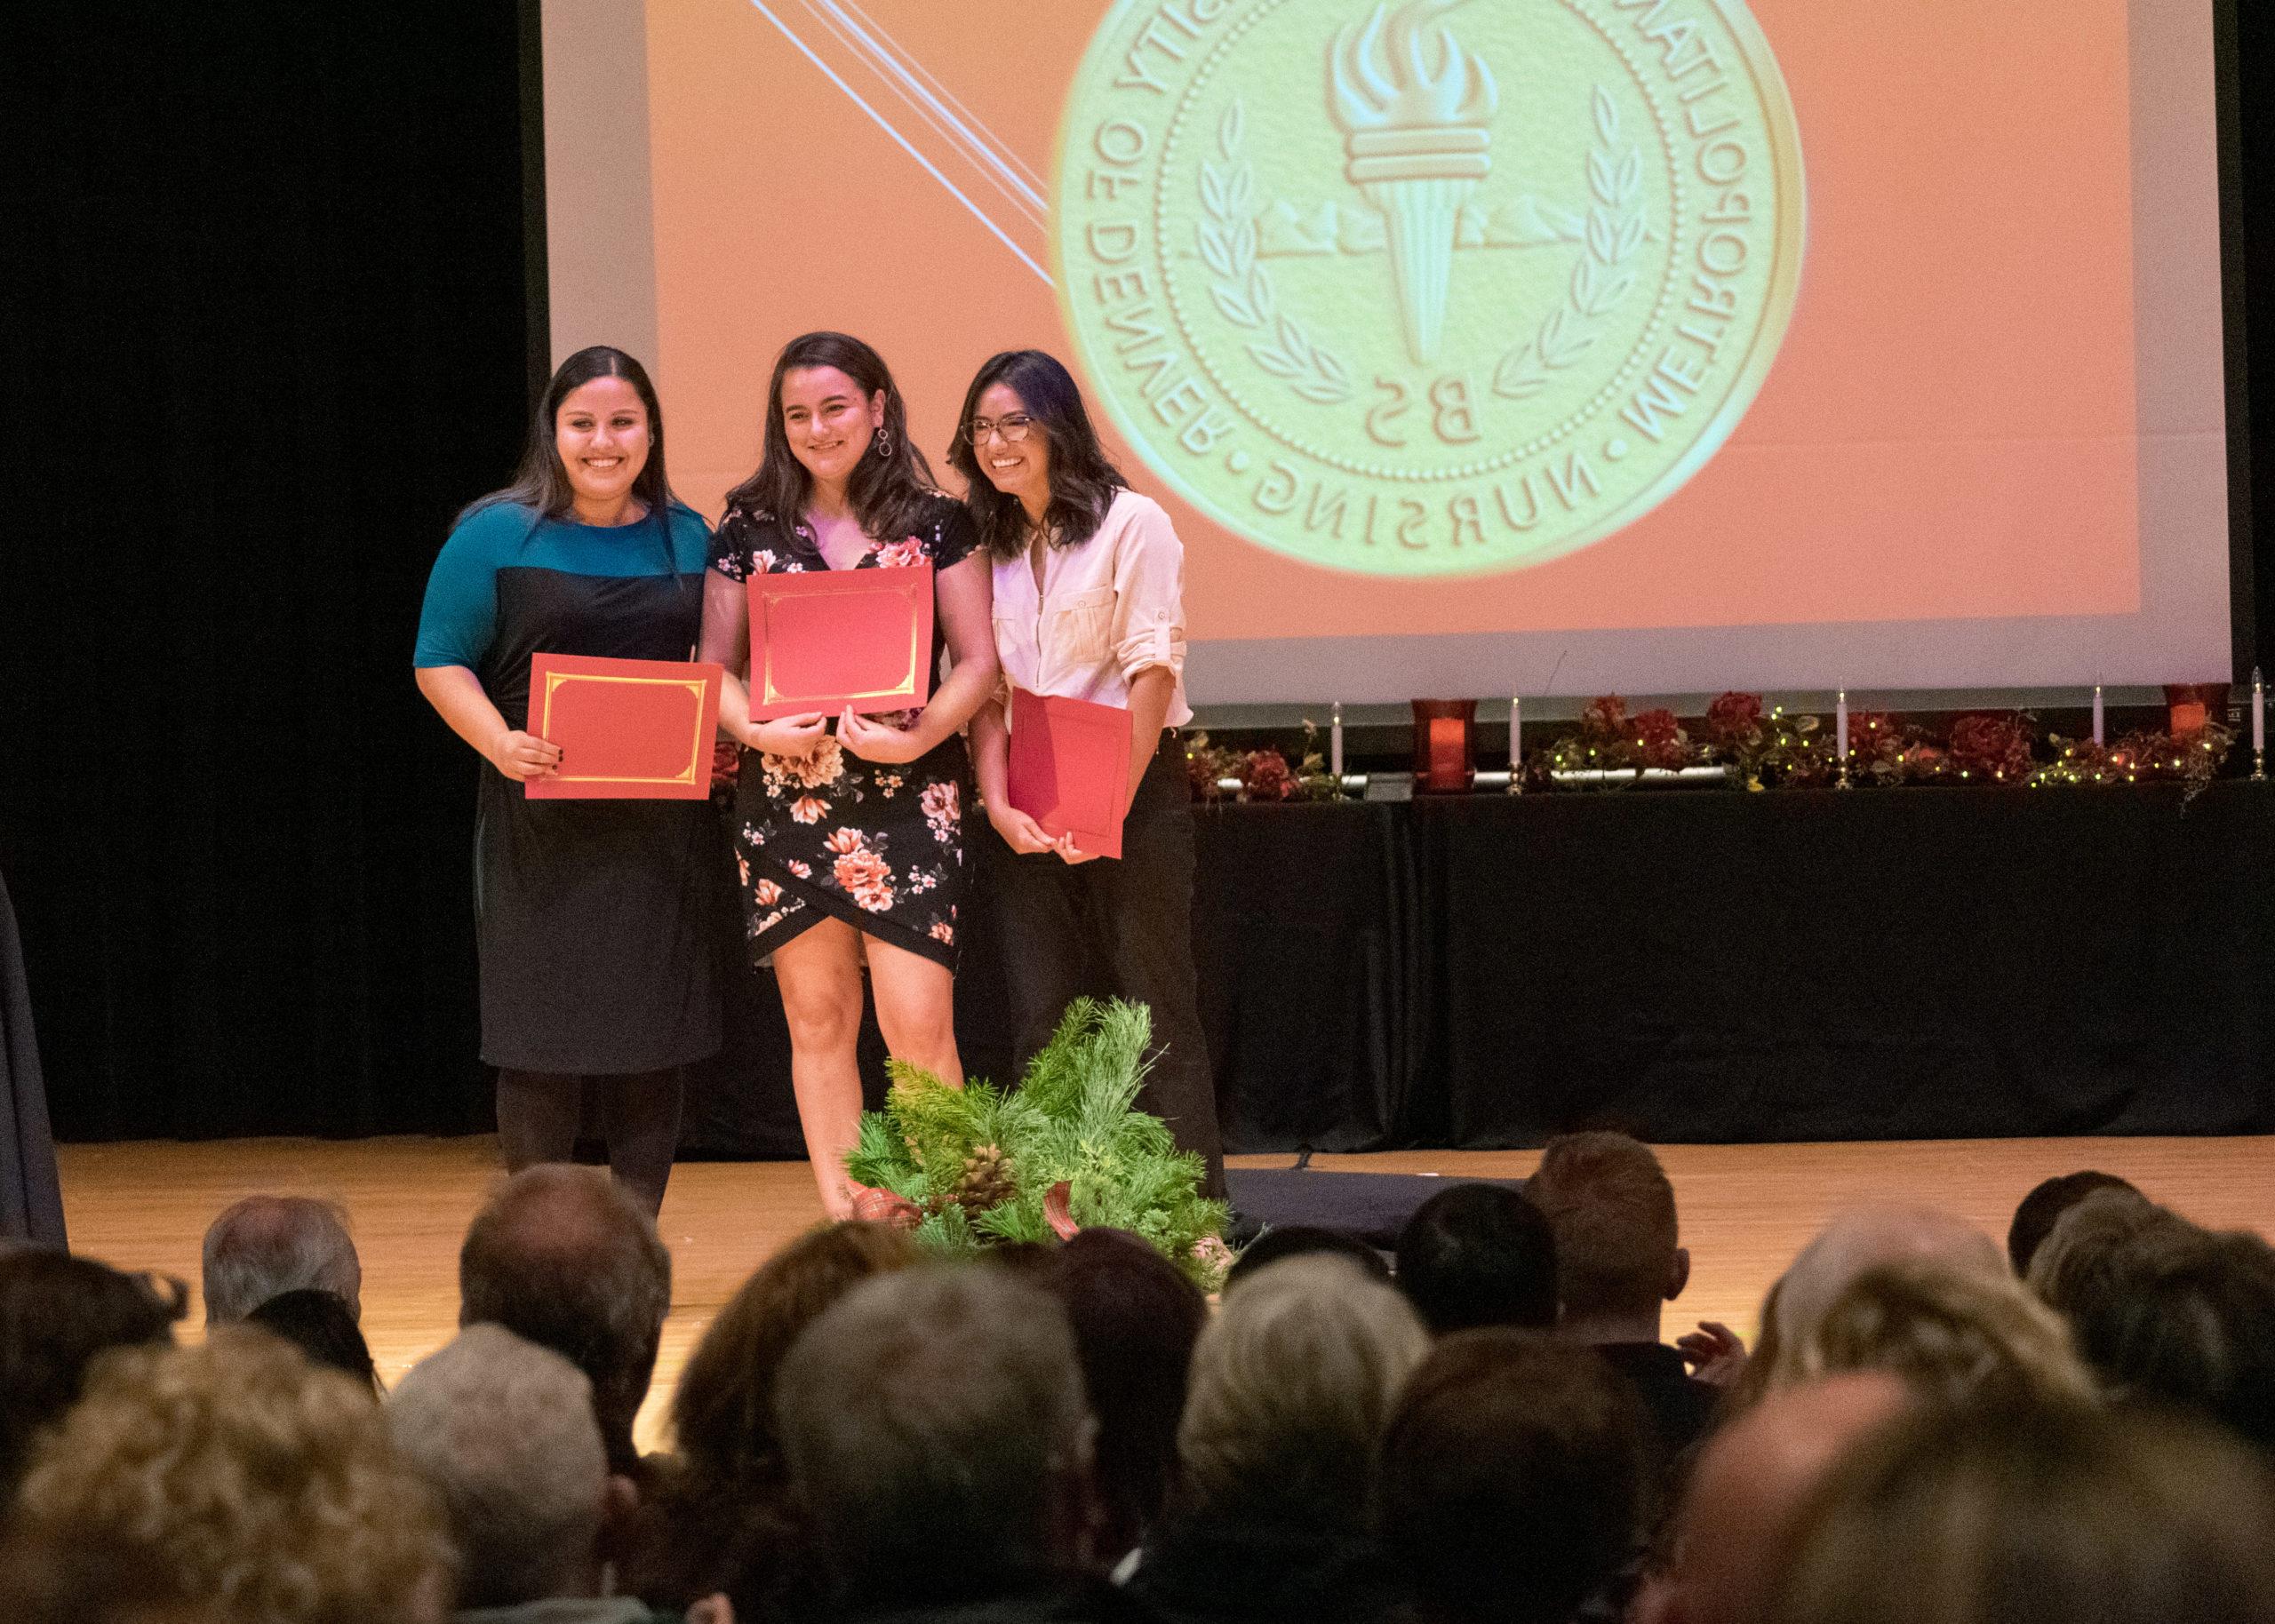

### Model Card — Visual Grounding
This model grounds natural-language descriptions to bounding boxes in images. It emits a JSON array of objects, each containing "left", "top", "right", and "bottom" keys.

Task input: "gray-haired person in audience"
[
  {"left": 1131, "top": 1254, "right": 1433, "bottom": 1624},
  {"left": 459, "top": 1165, "right": 672, "bottom": 1483},
  {"left": 774, "top": 1265, "right": 1109, "bottom": 1624},
  {"left": 390, "top": 1325, "right": 713, "bottom": 1624},
  {"left": 201, "top": 1192, "right": 363, "bottom": 1325}
]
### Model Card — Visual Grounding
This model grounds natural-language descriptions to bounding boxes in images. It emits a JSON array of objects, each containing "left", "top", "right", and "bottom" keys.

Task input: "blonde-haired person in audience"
[
  {"left": 1632, "top": 1370, "right": 1912, "bottom": 1624},
  {"left": 1760, "top": 1205, "right": 2008, "bottom": 1393},
  {"left": 1130, "top": 1254, "right": 1433, "bottom": 1624},
  {"left": 1792, "top": 1257, "right": 2097, "bottom": 1405},
  {"left": 1767, "top": 1401, "right": 2275, "bottom": 1624},
  {"left": 8, "top": 1331, "right": 454, "bottom": 1623}
]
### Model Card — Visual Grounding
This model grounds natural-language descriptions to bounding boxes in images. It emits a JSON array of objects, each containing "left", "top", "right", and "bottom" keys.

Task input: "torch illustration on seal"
[{"left": 1329, "top": 0, "right": 1499, "bottom": 366}]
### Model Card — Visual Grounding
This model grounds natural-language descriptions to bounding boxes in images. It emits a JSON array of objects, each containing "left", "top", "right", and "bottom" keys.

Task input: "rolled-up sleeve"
[{"left": 1110, "top": 497, "right": 1187, "bottom": 681}]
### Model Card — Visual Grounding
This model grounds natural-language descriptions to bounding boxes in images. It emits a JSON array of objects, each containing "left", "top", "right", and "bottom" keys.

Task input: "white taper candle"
[
  {"left": 2093, "top": 685, "right": 2104, "bottom": 747},
  {"left": 1330, "top": 702, "right": 1345, "bottom": 782},
  {"left": 1836, "top": 689, "right": 1848, "bottom": 761}
]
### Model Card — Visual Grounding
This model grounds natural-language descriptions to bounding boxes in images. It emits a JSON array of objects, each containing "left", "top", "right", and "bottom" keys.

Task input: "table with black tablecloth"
[{"left": 682, "top": 781, "right": 2275, "bottom": 1154}]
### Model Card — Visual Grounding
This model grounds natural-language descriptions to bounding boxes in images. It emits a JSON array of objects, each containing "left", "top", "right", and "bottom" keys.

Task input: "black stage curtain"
[
  {"left": 8, "top": 7, "right": 2275, "bottom": 1151},
  {"left": 5, "top": 4, "right": 526, "bottom": 1139}
]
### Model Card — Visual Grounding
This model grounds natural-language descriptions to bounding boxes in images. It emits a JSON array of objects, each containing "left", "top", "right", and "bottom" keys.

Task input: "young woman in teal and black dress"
[
  {"left": 414, "top": 346, "right": 719, "bottom": 1215},
  {"left": 700, "top": 331, "right": 997, "bottom": 1220}
]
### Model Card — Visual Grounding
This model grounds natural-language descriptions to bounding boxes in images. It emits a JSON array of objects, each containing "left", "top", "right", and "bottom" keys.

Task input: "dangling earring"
[{"left": 872, "top": 427, "right": 894, "bottom": 459}]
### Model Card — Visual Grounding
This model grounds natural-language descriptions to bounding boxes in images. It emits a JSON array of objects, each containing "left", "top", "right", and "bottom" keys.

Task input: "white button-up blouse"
[{"left": 990, "top": 488, "right": 1193, "bottom": 728}]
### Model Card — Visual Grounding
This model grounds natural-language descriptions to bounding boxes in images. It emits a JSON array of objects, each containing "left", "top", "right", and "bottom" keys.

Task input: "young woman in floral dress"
[{"left": 699, "top": 331, "right": 996, "bottom": 1218}]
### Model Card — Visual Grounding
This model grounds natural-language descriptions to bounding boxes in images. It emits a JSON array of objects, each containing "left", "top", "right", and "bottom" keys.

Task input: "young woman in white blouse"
[{"left": 954, "top": 349, "right": 1225, "bottom": 1198}]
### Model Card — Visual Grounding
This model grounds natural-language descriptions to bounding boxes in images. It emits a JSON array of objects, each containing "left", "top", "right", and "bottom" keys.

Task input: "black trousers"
[{"left": 980, "top": 739, "right": 1226, "bottom": 1199}]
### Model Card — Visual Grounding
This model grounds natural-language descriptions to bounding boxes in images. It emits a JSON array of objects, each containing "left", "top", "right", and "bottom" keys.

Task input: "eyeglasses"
[{"left": 964, "top": 413, "right": 1035, "bottom": 445}]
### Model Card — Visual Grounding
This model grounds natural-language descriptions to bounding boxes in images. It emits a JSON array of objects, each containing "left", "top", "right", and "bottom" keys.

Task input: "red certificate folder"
[
  {"left": 524, "top": 654, "right": 723, "bottom": 800},
  {"left": 748, "top": 565, "right": 933, "bottom": 720},
  {"left": 1007, "top": 689, "right": 1134, "bottom": 859}
]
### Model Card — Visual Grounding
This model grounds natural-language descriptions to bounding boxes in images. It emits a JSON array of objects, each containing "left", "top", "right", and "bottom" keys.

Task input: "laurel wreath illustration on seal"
[
  {"left": 1198, "top": 100, "right": 1357, "bottom": 406},
  {"left": 1493, "top": 87, "right": 1647, "bottom": 401}
]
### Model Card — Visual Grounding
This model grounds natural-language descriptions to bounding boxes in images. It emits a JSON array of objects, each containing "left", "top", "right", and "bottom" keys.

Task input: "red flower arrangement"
[
  {"left": 1701, "top": 691, "right": 1764, "bottom": 750},
  {"left": 1947, "top": 712, "right": 2038, "bottom": 783},
  {"left": 1631, "top": 708, "right": 1688, "bottom": 769},
  {"left": 1240, "top": 748, "right": 1297, "bottom": 801},
  {"left": 1580, "top": 695, "right": 1632, "bottom": 736}
]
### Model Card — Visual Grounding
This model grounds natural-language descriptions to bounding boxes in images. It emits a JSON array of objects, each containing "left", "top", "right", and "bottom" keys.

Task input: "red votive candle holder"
[{"left": 1411, "top": 699, "right": 1478, "bottom": 792}]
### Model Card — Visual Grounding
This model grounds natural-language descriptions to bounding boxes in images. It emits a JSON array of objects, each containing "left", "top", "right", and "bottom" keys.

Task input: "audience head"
[
  {"left": 1178, "top": 1253, "right": 1433, "bottom": 1529},
  {"left": 1796, "top": 1258, "right": 2095, "bottom": 1405},
  {"left": 459, "top": 1165, "right": 671, "bottom": 1476},
  {"left": 0, "top": 1249, "right": 186, "bottom": 1501},
  {"left": 1030, "top": 1227, "right": 1210, "bottom": 1556},
  {"left": 2025, "top": 1187, "right": 2201, "bottom": 1369},
  {"left": 1637, "top": 1371, "right": 1912, "bottom": 1624},
  {"left": 1522, "top": 1133, "right": 1687, "bottom": 1333},
  {"left": 1225, "top": 1224, "right": 1390, "bottom": 1293},
  {"left": 1379, "top": 1331, "right": 1650, "bottom": 1624},
  {"left": 2009, "top": 1170, "right": 2140, "bottom": 1276},
  {"left": 671, "top": 1219, "right": 917, "bottom": 1491},
  {"left": 10, "top": 1332, "right": 452, "bottom": 1624},
  {"left": 2046, "top": 1221, "right": 2275, "bottom": 1453},
  {"left": 776, "top": 1263, "right": 1096, "bottom": 1602},
  {"left": 201, "top": 1194, "right": 362, "bottom": 1326},
  {"left": 389, "top": 1325, "right": 617, "bottom": 1610},
  {"left": 1767, "top": 1205, "right": 2006, "bottom": 1388},
  {"left": 1394, "top": 1183, "right": 1558, "bottom": 1333},
  {"left": 247, "top": 1288, "right": 381, "bottom": 1397},
  {"left": 1768, "top": 1401, "right": 2275, "bottom": 1624}
]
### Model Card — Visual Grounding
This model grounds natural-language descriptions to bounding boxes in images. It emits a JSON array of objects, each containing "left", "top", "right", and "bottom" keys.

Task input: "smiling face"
[
  {"left": 555, "top": 376, "right": 651, "bottom": 519},
  {"left": 779, "top": 365, "right": 884, "bottom": 493},
  {"left": 970, "top": 381, "right": 1053, "bottom": 515}
]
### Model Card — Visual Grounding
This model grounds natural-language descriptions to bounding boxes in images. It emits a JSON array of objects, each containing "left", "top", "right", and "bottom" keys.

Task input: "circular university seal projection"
[{"left": 1055, "top": 0, "right": 1806, "bottom": 577}]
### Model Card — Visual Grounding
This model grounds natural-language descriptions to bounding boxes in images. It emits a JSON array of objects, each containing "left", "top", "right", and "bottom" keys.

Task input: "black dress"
[
  {"left": 415, "top": 502, "right": 722, "bottom": 1073},
  {"left": 708, "top": 495, "right": 978, "bottom": 970}
]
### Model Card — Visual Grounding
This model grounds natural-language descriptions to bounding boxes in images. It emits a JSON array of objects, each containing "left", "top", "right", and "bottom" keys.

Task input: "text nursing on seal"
[{"left": 1055, "top": 0, "right": 1806, "bottom": 577}]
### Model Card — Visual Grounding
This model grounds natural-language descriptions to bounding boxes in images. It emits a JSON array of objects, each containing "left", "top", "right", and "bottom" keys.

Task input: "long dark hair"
[
  {"left": 458, "top": 346, "right": 685, "bottom": 569},
  {"left": 725, "top": 331, "right": 939, "bottom": 542},
  {"left": 949, "top": 349, "right": 1127, "bottom": 561}
]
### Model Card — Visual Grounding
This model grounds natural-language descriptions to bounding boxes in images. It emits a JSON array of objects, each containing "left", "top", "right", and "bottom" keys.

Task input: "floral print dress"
[{"left": 709, "top": 493, "right": 977, "bottom": 970}]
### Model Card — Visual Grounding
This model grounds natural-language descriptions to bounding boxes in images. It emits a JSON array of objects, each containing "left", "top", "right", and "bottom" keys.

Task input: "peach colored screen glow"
[{"left": 595, "top": 0, "right": 2228, "bottom": 700}]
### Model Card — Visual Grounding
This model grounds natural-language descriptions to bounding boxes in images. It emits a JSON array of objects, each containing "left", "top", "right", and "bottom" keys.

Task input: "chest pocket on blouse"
[{"left": 1047, "top": 585, "right": 1116, "bottom": 665}]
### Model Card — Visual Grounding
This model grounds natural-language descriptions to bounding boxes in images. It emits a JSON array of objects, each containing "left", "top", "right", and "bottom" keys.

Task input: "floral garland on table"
[
  {"left": 1185, "top": 721, "right": 1340, "bottom": 803},
  {"left": 1545, "top": 695, "right": 2236, "bottom": 792},
  {"left": 1177, "top": 695, "right": 2239, "bottom": 799}
]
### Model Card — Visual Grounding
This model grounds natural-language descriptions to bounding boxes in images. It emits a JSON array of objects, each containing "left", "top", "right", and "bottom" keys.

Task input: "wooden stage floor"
[{"left": 56, "top": 1135, "right": 2275, "bottom": 1453}]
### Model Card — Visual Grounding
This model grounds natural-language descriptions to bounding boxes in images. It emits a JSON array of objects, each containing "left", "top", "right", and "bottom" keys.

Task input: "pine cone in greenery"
[{"left": 955, "top": 1143, "right": 1016, "bottom": 1215}]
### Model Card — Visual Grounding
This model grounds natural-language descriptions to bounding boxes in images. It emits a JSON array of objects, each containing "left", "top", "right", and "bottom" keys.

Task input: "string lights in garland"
[{"left": 1184, "top": 697, "right": 2239, "bottom": 798}]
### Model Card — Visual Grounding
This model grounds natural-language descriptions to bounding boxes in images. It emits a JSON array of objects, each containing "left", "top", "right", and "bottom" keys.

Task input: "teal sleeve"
[
  {"left": 414, "top": 504, "right": 523, "bottom": 669},
  {"left": 667, "top": 503, "right": 712, "bottom": 572}
]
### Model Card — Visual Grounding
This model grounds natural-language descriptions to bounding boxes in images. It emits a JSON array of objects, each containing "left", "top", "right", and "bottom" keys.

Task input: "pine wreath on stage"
[{"left": 845, "top": 997, "right": 1233, "bottom": 1290}]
